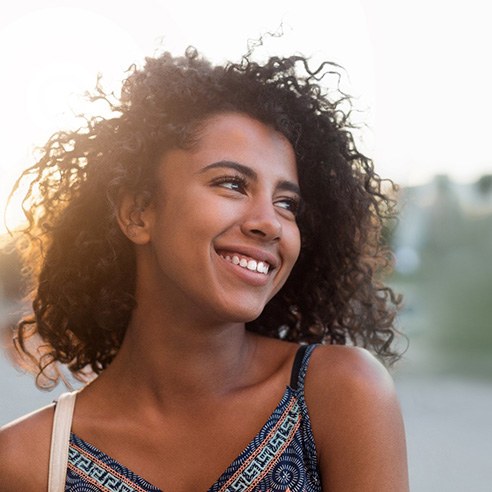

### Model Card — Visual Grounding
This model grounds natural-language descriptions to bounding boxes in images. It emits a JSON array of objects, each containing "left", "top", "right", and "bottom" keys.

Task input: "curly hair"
[{"left": 10, "top": 46, "right": 402, "bottom": 386}]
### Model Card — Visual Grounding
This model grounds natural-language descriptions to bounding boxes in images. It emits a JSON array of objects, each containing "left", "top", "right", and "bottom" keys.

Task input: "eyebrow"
[{"left": 199, "top": 160, "right": 301, "bottom": 196}]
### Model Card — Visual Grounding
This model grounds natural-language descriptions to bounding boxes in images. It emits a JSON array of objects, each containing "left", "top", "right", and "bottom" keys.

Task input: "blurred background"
[{"left": 1, "top": 1, "right": 491, "bottom": 490}]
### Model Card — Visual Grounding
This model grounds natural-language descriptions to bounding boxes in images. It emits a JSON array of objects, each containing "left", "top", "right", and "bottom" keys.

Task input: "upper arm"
[
  {"left": 0, "top": 405, "right": 54, "bottom": 491},
  {"left": 305, "top": 346, "right": 409, "bottom": 492},
  {"left": 0, "top": 424, "right": 27, "bottom": 490}
]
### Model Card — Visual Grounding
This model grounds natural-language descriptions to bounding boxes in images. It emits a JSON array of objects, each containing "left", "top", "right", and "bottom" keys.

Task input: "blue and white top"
[{"left": 64, "top": 344, "right": 322, "bottom": 491}]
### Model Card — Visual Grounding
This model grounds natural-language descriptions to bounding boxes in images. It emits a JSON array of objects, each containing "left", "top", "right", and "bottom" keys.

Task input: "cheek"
[
  {"left": 288, "top": 226, "right": 302, "bottom": 263},
  {"left": 161, "top": 199, "right": 240, "bottom": 259},
  {"left": 280, "top": 225, "right": 301, "bottom": 280}
]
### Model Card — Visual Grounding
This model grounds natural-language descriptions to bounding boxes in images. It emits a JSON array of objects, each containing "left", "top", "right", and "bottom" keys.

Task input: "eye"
[
  {"left": 211, "top": 175, "right": 248, "bottom": 193},
  {"left": 275, "top": 196, "right": 301, "bottom": 216}
]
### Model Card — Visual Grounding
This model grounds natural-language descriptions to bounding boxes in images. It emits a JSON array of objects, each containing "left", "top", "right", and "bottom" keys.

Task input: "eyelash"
[
  {"left": 211, "top": 174, "right": 301, "bottom": 216},
  {"left": 212, "top": 174, "right": 248, "bottom": 193},
  {"left": 275, "top": 197, "right": 300, "bottom": 215}
]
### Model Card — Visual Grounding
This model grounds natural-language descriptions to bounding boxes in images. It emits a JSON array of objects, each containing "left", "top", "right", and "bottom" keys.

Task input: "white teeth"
[{"left": 220, "top": 253, "right": 270, "bottom": 275}]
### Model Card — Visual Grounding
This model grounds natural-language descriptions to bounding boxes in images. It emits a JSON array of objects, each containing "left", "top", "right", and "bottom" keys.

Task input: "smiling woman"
[
  {"left": 131, "top": 113, "right": 301, "bottom": 324},
  {"left": 0, "top": 47, "right": 408, "bottom": 491}
]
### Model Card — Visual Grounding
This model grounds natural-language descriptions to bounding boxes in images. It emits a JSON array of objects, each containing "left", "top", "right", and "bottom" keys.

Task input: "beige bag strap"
[{"left": 48, "top": 391, "right": 78, "bottom": 492}]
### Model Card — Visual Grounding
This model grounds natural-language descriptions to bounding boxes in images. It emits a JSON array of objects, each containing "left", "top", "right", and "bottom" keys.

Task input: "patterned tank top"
[{"left": 65, "top": 344, "right": 322, "bottom": 491}]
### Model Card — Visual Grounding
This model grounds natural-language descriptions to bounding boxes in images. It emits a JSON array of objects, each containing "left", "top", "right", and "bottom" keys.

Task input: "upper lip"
[{"left": 214, "top": 244, "right": 280, "bottom": 270}]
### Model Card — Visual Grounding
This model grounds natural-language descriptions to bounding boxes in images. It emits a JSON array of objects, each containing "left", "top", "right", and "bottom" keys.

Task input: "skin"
[{"left": 0, "top": 113, "right": 408, "bottom": 491}]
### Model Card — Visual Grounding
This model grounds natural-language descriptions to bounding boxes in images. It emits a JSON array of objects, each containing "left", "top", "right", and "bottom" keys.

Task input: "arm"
[
  {"left": 0, "top": 405, "right": 53, "bottom": 491},
  {"left": 306, "top": 346, "right": 409, "bottom": 491}
]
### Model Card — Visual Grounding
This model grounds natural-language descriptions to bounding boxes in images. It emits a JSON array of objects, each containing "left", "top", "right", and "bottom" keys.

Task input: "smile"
[{"left": 219, "top": 253, "right": 270, "bottom": 275}]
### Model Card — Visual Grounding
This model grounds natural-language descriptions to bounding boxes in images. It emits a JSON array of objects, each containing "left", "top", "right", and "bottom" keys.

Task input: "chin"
[
  {"left": 213, "top": 301, "right": 266, "bottom": 325},
  {"left": 202, "top": 287, "right": 278, "bottom": 325}
]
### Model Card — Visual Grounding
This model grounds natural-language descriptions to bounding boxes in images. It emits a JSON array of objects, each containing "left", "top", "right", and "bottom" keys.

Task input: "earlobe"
[{"left": 117, "top": 192, "right": 153, "bottom": 245}]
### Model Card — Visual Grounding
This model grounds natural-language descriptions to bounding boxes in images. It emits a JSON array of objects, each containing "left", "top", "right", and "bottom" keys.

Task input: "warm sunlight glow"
[
  {"left": 0, "top": 1, "right": 374, "bottom": 233},
  {"left": 0, "top": 6, "right": 145, "bottom": 233},
  {"left": 2, "top": 0, "right": 491, "bottom": 235}
]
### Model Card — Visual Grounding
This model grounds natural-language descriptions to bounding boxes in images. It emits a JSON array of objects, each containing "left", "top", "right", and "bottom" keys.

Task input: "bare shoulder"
[
  {"left": 304, "top": 345, "right": 399, "bottom": 432},
  {"left": 0, "top": 404, "right": 54, "bottom": 491},
  {"left": 305, "top": 345, "right": 409, "bottom": 492},
  {"left": 306, "top": 344, "right": 396, "bottom": 400}
]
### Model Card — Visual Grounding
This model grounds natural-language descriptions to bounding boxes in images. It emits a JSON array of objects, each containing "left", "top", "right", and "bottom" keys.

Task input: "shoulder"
[
  {"left": 304, "top": 345, "right": 398, "bottom": 428},
  {"left": 306, "top": 344, "right": 396, "bottom": 398},
  {"left": 0, "top": 404, "right": 54, "bottom": 491},
  {"left": 304, "top": 345, "right": 409, "bottom": 491}
]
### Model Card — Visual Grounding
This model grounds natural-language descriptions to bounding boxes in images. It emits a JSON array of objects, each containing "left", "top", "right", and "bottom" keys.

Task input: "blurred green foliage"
[{"left": 391, "top": 175, "right": 492, "bottom": 379}]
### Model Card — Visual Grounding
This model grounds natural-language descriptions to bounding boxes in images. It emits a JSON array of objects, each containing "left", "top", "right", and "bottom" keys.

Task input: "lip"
[
  {"left": 214, "top": 244, "right": 280, "bottom": 270},
  {"left": 213, "top": 244, "right": 281, "bottom": 288},
  {"left": 216, "top": 253, "right": 273, "bottom": 287}
]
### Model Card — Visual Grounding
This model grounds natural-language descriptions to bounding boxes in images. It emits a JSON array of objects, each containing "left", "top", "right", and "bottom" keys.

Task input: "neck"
[{"left": 97, "top": 301, "right": 259, "bottom": 405}]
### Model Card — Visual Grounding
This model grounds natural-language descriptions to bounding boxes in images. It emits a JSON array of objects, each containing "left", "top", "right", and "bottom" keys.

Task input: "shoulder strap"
[
  {"left": 48, "top": 391, "right": 78, "bottom": 492},
  {"left": 290, "top": 344, "right": 308, "bottom": 389},
  {"left": 290, "top": 344, "right": 321, "bottom": 479},
  {"left": 290, "top": 344, "right": 317, "bottom": 390}
]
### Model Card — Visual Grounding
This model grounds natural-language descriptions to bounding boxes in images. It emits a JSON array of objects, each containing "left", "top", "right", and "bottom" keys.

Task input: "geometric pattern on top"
[{"left": 66, "top": 344, "right": 321, "bottom": 492}]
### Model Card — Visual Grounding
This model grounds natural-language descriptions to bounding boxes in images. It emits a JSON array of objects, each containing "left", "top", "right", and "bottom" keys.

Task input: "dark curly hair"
[{"left": 10, "top": 46, "right": 402, "bottom": 387}]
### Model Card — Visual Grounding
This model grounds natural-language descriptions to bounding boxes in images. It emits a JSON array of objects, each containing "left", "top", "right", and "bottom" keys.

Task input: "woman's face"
[{"left": 137, "top": 112, "right": 301, "bottom": 324}]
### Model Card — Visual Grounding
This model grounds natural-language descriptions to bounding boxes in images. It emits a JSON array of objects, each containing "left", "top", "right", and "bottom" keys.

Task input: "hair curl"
[{"left": 10, "top": 46, "right": 402, "bottom": 386}]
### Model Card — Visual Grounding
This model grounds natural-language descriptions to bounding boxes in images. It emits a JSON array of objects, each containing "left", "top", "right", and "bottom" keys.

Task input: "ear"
[{"left": 117, "top": 192, "right": 154, "bottom": 245}]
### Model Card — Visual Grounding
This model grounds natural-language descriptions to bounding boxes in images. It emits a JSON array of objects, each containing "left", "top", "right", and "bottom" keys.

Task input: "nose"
[{"left": 240, "top": 198, "right": 282, "bottom": 241}]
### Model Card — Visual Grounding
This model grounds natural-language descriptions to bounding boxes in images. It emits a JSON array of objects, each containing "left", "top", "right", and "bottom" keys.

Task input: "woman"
[{"left": 0, "top": 47, "right": 408, "bottom": 491}]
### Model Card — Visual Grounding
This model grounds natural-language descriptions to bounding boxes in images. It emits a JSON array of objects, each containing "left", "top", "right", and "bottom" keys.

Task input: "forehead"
[
  {"left": 196, "top": 113, "right": 288, "bottom": 147},
  {"left": 187, "top": 112, "right": 298, "bottom": 177}
]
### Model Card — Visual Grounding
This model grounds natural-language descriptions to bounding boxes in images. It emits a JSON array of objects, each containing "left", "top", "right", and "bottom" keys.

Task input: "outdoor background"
[{"left": 1, "top": 1, "right": 491, "bottom": 490}]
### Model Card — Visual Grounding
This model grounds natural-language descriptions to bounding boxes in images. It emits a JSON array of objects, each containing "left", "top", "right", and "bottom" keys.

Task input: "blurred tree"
[{"left": 392, "top": 175, "right": 492, "bottom": 378}]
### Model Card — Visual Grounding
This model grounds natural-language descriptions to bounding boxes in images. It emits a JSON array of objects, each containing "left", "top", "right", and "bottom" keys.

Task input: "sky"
[{"left": 0, "top": 0, "right": 491, "bottom": 231}]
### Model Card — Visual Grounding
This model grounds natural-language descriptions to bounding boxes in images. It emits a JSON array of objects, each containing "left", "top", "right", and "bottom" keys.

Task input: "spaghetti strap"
[
  {"left": 290, "top": 344, "right": 317, "bottom": 390},
  {"left": 290, "top": 344, "right": 320, "bottom": 482},
  {"left": 48, "top": 391, "right": 78, "bottom": 492},
  {"left": 290, "top": 344, "right": 308, "bottom": 389}
]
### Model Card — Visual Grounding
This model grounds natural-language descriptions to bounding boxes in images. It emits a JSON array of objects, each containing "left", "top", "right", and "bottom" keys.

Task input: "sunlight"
[
  {"left": 2, "top": 0, "right": 491, "bottom": 234},
  {"left": 0, "top": 6, "right": 145, "bottom": 233},
  {"left": 0, "top": 0, "right": 375, "bottom": 234}
]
